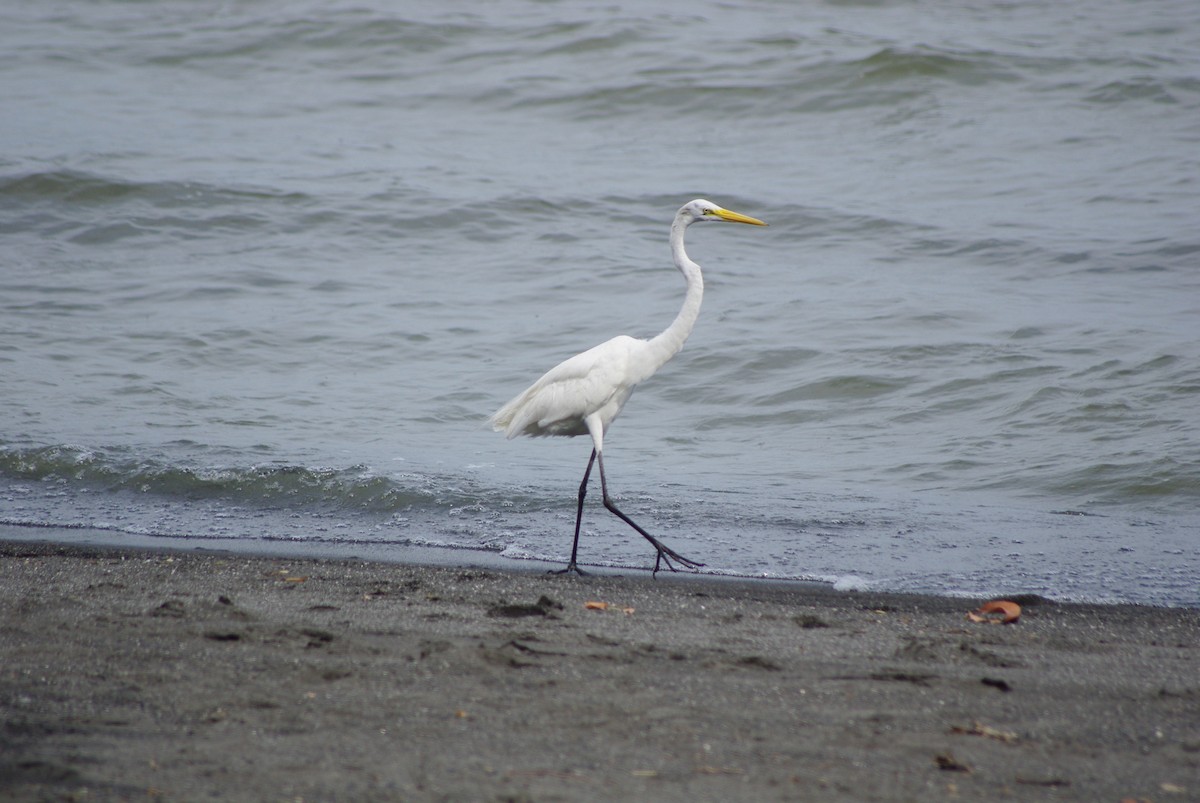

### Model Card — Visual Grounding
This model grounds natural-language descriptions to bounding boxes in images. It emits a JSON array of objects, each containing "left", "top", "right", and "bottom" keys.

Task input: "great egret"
[{"left": 490, "top": 199, "right": 767, "bottom": 575}]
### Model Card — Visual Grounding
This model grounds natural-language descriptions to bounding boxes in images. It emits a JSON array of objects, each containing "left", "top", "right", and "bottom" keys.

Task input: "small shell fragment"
[{"left": 951, "top": 721, "right": 1019, "bottom": 743}]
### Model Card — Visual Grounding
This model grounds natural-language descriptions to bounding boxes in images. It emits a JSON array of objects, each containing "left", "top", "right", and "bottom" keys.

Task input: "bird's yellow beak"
[{"left": 713, "top": 207, "right": 767, "bottom": 226}]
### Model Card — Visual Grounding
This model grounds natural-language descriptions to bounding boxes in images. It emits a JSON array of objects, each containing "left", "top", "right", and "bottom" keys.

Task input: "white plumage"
[
  {"left": 492, "top": 334, "right": 643, "bottom": 441},
  {"left": 491, "top": 199, "right": 766, "bottom": 575}
]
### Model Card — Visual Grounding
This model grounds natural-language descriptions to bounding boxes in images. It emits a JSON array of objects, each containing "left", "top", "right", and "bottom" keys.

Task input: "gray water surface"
[{"left": 2, "top": 0, "right": 1198, "bottom": 605}]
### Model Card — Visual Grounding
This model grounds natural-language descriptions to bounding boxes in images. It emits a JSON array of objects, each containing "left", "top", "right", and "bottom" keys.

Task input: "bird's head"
[{"left": 680, "top": 199, "right": 767, "bottom": 227}]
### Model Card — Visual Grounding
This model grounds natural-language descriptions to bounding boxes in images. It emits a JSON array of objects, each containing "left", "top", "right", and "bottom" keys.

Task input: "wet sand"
[{"left": 1, "top": 539, "right": 1197, "bottom": 802}]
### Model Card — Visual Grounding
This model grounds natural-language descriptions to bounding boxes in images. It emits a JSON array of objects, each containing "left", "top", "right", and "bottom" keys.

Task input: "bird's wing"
[{"left": 491, "top": 336, "right": 643, "bottom": 438}]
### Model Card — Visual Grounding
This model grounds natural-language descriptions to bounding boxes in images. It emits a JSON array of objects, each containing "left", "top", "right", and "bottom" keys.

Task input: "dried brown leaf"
[
  {"left": 934, "top": 752, "right": 971, "bottom": 773},
  {"left": 966, "top": 599, "right": 1021, "bottom": 624}
]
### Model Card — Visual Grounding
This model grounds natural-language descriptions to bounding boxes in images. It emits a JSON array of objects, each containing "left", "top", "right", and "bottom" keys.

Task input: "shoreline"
[
  {"left": 2, "top": 538, "right": 1197, "bottom": 801},
  {"left": 3, "top": 522, "right": 1187, "bottom": 610}
]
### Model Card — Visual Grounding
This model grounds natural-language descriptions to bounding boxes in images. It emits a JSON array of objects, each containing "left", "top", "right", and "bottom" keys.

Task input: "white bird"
[{"left": 490, "top": 199, "right": 766, "bottom": 575}]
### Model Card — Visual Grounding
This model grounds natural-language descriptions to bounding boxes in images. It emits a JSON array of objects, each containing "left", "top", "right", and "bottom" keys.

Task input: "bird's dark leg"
[
  {"left": 550, "top": 448, "right": 596, "bottom": 576},
  {"left": 595, "top": 451, "right": 704, "bottom": 577}
]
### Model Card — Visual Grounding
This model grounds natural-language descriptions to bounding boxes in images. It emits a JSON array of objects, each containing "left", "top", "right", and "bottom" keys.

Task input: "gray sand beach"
[{"left": 1, "top": 540, "right": 1197, "bottom": 801}]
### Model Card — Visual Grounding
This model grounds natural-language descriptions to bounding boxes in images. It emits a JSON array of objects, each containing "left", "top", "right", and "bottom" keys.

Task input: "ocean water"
[{"left": 2, "top": 0, "right": 1198, "bottom": 606}]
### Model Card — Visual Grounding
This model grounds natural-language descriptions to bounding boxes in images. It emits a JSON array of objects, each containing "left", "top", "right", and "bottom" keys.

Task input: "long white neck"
[{"left": 644, "top": 214, "right": 703, "bottom": 373}]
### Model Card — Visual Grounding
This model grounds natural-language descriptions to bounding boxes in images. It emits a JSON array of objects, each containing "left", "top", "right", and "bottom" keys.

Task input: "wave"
[
  {"left": 0, "top": 169, "right": 306, "bottom": 209},
  {"left": 0, "top": 443, "right": 476, "bottom": 514},
  {"left": 501, "top": 43, "right": 1043, "bottom": 121},
  {"left": 0, "top": 169, "right": 311, "bottom": 245}
]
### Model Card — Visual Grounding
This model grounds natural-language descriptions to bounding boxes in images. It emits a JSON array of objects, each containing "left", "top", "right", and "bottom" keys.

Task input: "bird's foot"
[
  {"left": 651, "top": 542, "right": 704, "bottom": 577},
  {"left": 549, "top": 562, "right": 589, "bottom": 577}
]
